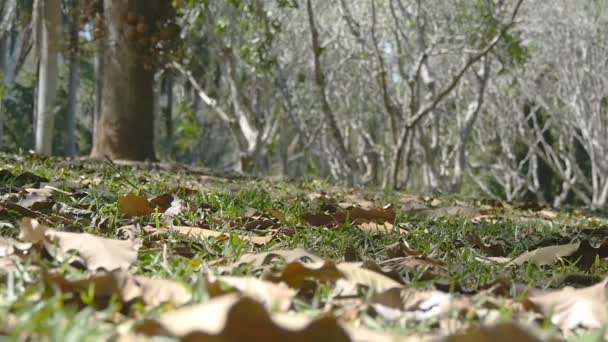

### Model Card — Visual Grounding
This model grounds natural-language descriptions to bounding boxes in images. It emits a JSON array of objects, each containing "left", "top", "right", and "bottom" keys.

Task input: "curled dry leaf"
[
  {"left": 145, "top": 225, "right": 273, "bottom": 246},
  {"left": 137, "top": 294, "right": 351, "bottom": 342},
  {"left": 446, "top": 323, "right": 542, "bottom": 342},
  {"left": 372, "top": 287, "right": 452, "bottom": 321},
  {"left": 19, "top": 219, "right": 140, "bottom": 271},
  {"left": 524, "top": 278, "right": 608, "bottom": 331},
  {"left": 18, "top": 217, "right": 48, "bottom": 243},
  {"left": 221, "top": 248, "right": 324, "bottom": 273},
  {"left": 47, "top": 269, "right": 191, "bottom": 308},
  {"left": 44, "top": 230, "right": 140, "bottom": 271},
  {"left": 302, "top": 205, "right": 395, "bottom": 227},
  {"left": 488, "top": 242, "right": 580, "bottom": 266},
  {"left": 377, "top": 256, "right": 448, "bottom": 280},
  {"left": 264, "top": 261, "right": 343, "bottom": 289},
  {"left": 465, "top": 233, "right": 506, "bottom": 257},
  {"left": 207, "top": 275, "right": 296, "bottom": 311},
  {"left": 336, "top": 262, "right": 403, "bottom": 292},
  {"left": 19, "top": 188, "right": 54, "bottom": 211},
  {"left": 119, "top": 193, "right": 155, "bottom": 217}
]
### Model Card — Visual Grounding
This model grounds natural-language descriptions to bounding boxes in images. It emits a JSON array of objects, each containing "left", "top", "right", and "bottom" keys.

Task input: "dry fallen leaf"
[
  {"left": 372, "top": 287, "right": 452, "bottom": 321},
  {"left": 137, "top": 294, "right": 351, "bottom": 341},
  {"left": 302, "top": 205, "right": 395, "bottom": 227},
  {"left": 18, "top": 217, "right": 48, "bottom": 243},
  {"left": 119, "top": 193, "right": 155, "bottom": 217},
  {"left": 447, "top": 323, "right": 542, "bottom": 342},
  {"left": 221, "top": 249, "right": 324, "bottom": 273},
  {"left": 43, "top": 230, "right": 140, "bottom": 271},
  {"left": 525, "top": 277, "right": 608, "bottom": 330},
  {"left": 19, "top": 188, "right": 54, "bottom": 211},
  {"left": 491, "top": 242, "right": 580, "bottom": 266},
  {"left": 47, "top": 269, "right": 191, "bottom": 307},
  {"left": 146, "top": 226, "right": 273, "bottom": 246},
  {"left": 336, "top": 262, "right": 403, "bottom": 292},
  {"left": 207, "top": 275, "right": 296, "bottom": 311},
  {"left": 264, "top": 261, "right": 344, "bottom": 289}
]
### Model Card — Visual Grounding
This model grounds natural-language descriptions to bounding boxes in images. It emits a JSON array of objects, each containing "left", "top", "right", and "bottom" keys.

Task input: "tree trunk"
[
  {"left": 91, "top": 0, "right": 158, "bottom": 160},
  {"left": 34, "top": 0, "right": 61, "bottom": 156},
  {"left": 65, "top": 0, "right": 80, "bottom": 157}
]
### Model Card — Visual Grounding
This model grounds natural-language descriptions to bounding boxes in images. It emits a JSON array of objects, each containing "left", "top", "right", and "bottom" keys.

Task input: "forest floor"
[{"left": 0, "top": 153, "right": 607, "bottom": 341}]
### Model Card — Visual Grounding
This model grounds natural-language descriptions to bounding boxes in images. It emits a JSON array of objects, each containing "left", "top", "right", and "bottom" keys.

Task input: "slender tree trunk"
[
  {"left": 65, "top": 0, "right": 80, "bottom": 157},
  {"left": 91, "top": 0, "right": 157, "bottom": 160},
  {"left": 163, "top": 76, "right": 174, "bottom": 158},
  {"left": 34, "top": 0, "right": 61, "bottom": 156}
]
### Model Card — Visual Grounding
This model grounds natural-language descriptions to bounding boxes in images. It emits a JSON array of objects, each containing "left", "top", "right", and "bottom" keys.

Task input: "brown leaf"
[
  {"left": 149, "top": 193, "right": 174, "bottom": 212},
  {"left": 524, "top": 278, "right": 608, "bottom": 330},
  {"left": 47, "top": 269, "right": 191, "bottom": 308},
  {"left": 119, "top": 193, "right": 155, "bottom": 217},
  {"left": 207, "top": 276, "right": 296, "bottom": 310},
  {"left": 302, "top": 205, "right": 395, "bottom": 227},
  {"left": 137, "top": 294, "right": 351, "bottom": 341},
  {"left": 465, "top": 233, "right": 506, "bottom": 257},
  {"left": 160, "top": 198, "right": 188, "bottom": 225},
  {"left": 43, "top": 229, "right": 140, "bottom": 271},
  {"left": 336, "top": 262, "right": 403, "bottom": 292},
  {"left": 377, "top": 256, "right": 448, "bottom": 280},
  {"left": 265, "top": 261, "right": 344, "bottom": 288},
  {"left": 18, "top": 217, "right": 48, "bottom": 243},
  {"left": 487, "top": 242, "right": 580, "bottom": 266},
  {"left": 219, "top": 249, "right": 324, "bottom": 274},
  {"left": 372, "top": 287, "right": 452, "bottom": 321},
  {"left": 147, "top": 226, "right": 273, "bottom": 246},
  {"left": 19, "top": 188, "right": 54, "bottom": 211},
  {"left": 447, "top": 323, "right": 542, "bottom": 342}
]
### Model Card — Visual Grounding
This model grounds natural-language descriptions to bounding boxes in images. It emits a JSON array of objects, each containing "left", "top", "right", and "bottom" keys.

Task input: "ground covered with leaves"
[{"left": 1, "top": 153, "right": 608, "bottom": 341}]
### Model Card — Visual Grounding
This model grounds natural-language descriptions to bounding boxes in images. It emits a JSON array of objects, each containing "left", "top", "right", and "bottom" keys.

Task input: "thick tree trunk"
[
  {"left": 34, "top": 0, "right": 61, "bottom": 156},
  {"left": 91, "top": 0, "right": 156, "bottom": 160}
]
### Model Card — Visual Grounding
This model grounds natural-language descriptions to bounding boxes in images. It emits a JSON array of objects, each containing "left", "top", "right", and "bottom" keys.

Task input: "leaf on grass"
[
  {"left": 160, "top": 198, "right": 188, "bottom": 225},
  {"left": 524, "top": 278, "right": 608, "bottom": 330},
  {"left": 488, "top": 242, "right": 580, "bottom": 266},
  {"left": 47, "top": 269, "right": 191, "bottom": 308},
  {"left": 146, "top": 226, "right": 273, "bottom": 246},
  {"left": 264, "top": 261, "right": 344, "bottom": 289},
  {"left": 207, "top": 276, "right": 296, "bottom": 311},
  {"left": 137, "top": 294, "right": 351, "bottom": 341},
  {"left": 19, "top": 219, "right": 142, "bottom": 271},
  {"left": 44, "top": 230, "right": 140, "bottom": 271},
  {"left": 18, "top": 217, "right": 48, "bottom": 243},
  {"left": 19, "top": 188, "right": 54, "bottom": 211},
  {"left": 447, "top": 323, "right": 542, "bottom": 342},
  {"left": 119, "top": 193, "right": 155, "bottom": 217},
  {"left": 302, "top": 205, "right": 395, "bottom": 227},
  {"left": 149, "top": 193, "right": 174, "bottom": 212},
  {"left": 222, "top": 249, "right": 324, "bottom": 273},
  {"left": 465, "top": 233, "right": 506, "bottom": 257},
  {"left": 371, "top": 287, "right": 452, "bottom": 321},
  {"left": 336, "top": 262, "right": 403, "bottom": 292},
  {"left": 377, "top": 256, "right": 448, "bottom": 280}
]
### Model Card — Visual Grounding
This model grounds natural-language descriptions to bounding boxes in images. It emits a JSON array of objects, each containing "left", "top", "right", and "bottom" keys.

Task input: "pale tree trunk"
[
  {"left": 91, "top": 0, "right": 157, "bottom": 160},
  {"left": 65, "top": 0, "right": 79, "bottom": 157},
  {"left": 33, "top": 0, "right": 61, "bottom": 156}
]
